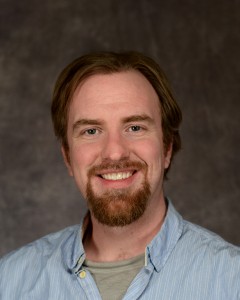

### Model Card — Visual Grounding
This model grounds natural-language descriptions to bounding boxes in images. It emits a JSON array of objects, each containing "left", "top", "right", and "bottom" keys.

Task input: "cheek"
[
  {"left": 137, "top": 138, "right": 164, "bottom": 162},
  {"left": 137, "top": 140, "right": 165, "bottom": 179},
  {"left": 68, "top": 146, "right": 96, "bottom": 197},
  {"left": 70, "top": 144, "right": 99, "bottom": 177}
]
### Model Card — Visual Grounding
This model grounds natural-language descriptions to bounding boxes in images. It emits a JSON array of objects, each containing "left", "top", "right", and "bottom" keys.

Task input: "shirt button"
[{"left": 79, "top": 270, "right": 86, "bottom": 279}]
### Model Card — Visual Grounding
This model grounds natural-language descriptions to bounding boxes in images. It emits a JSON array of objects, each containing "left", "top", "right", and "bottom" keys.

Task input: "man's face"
[{"left": 63, "top": 70, "right": 172, "bottom": 226}]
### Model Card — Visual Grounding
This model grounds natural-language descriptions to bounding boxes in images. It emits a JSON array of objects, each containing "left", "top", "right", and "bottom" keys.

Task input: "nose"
[{"left": 101, "top": 132, "right": 130, "bottom": 161}]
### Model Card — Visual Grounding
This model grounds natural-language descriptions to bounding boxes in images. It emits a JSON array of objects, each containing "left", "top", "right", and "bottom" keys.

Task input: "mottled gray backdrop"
[{"left": 0, "top": 0, "right": 240, "bottom": 257}]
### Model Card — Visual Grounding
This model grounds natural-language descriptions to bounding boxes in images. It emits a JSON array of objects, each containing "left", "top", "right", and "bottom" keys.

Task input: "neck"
[{"left": 83, "top": 196, "right": 167, "bottom": 262}]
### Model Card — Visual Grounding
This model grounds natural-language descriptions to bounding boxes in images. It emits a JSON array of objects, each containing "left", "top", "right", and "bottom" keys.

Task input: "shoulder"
[
  {"left": 0, "top": 225, "right": 80, "bottom": 273},
  {"left": 179, "top": 219, "right": 240, "bottom": 277},
  {"left": 182, "top": 219, "right": 240, "bottom": 253},
  {"left": 165, "top": 215, "right": 240, "bottom": 297},
  {"left": 167, "top": 200, "right": 240, "bottom": 259},
  {"left": 0, "top": 225, "right": 82, "bottom": 298}
]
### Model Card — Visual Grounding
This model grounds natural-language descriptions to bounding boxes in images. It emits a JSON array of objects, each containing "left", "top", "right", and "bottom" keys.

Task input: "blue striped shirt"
[{"left": 1, "top": 200, "right": 240, "bottom": 299}]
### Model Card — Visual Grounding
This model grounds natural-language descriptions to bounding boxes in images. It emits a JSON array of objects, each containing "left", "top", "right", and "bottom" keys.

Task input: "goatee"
[{"left": 86, "top": 160, "right": 151, "bottom": 227}]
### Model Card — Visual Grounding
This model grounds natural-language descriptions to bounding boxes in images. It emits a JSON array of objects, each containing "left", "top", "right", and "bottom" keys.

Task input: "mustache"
[{"left": 88, "top": 159, "right": 146, "bottom": 176}]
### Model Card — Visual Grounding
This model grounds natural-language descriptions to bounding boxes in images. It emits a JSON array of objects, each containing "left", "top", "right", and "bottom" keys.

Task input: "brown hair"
[{"left": 51, "top": 51, "right": 182, "bottom": 174}]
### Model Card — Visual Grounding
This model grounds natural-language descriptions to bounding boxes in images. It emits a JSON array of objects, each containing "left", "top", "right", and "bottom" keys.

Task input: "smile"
[{"left": 101, "top": 172, "right": 133, "bottom": 181}]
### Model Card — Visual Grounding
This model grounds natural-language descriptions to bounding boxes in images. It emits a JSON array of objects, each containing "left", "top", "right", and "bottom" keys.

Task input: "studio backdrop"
[{"left": 0, "top": 0, "right": 240, "bottom": 256}]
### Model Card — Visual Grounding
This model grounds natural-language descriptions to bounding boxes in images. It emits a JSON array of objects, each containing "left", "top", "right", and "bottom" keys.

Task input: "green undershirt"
[{"left": 83, "top": 253, "right": 145, "bottom": 300}]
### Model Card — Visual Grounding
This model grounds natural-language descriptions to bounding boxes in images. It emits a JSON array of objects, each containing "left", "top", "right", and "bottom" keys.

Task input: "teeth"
[{"left": 102, "top": 172, "right": 132, "bottom": 180}]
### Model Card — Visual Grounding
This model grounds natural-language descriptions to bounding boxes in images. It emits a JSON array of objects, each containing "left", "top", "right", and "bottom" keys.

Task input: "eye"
[
  {"left": 81, "top": 128, "right": 100, "bottom": 136},
  {"left": 86, "top": 129, "right": 97, "bottom": 135},
  {"left": 128, "top": 125, "right": 141, "bottom": 132}
]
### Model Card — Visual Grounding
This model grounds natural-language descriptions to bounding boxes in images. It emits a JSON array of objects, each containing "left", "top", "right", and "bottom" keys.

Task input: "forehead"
[{"left": 69, "top": 70, "right": 161, "bottom": 120}]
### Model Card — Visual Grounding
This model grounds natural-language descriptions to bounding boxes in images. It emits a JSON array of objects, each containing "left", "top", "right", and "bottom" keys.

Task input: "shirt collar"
[
  {"left": 146, "top": 199, "right": 183, "bottom": 272},
  {"left": 63, "top": 212, "right": 90, "bottom": 273},
  {"left": 64, "top": 199, "right": 183, "bottom": 273}
]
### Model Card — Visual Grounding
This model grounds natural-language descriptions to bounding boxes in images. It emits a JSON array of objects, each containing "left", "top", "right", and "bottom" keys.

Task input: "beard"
[{"left": 86, "top": 160, "right": 151, "bottom": 227}]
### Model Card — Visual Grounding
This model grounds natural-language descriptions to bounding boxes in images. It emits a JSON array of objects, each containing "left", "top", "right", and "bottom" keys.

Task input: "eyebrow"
[
  {"left": 72, "top": 114, "right": 154, "bottom": 132},
  {"left": 122, "top": 114, "right": 154, "bottom": 124},
  {"left": 72, "top": 119, "right": 103, "bottom": 132}
]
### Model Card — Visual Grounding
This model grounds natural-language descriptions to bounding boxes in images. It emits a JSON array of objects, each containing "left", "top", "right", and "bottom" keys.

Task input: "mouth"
[
  {"left": 100, "top": 171, "right": 134, "bottom": 181},
  {"left": 88, "top": 161, "right": 145, "bottom": 188}
]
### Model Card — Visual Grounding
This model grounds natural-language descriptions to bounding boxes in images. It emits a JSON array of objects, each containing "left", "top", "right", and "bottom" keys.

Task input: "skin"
[{"left": 62, "top": 70, "right": 172, "bottom": 262}]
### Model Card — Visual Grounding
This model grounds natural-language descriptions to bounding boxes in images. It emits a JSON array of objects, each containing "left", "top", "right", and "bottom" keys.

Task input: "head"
[
  {"left": 51, "top": 51, "right": 182, "bottom": 226},
  {"left": 51, "top": 51, "right": 182, "bottom": 176}
]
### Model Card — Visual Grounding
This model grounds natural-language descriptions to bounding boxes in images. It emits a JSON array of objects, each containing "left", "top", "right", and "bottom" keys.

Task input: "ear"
[
  {"left": 61, "top": 146, "right": 73, "bottom": 176},
  {"left": 164, "top": 142, "right": 173, "bottom": 169}
]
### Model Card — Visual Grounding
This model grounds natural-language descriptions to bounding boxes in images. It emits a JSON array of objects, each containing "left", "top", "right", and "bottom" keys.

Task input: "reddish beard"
[{"left": 86, "top": 160, "right": 151, "bottom": 226}]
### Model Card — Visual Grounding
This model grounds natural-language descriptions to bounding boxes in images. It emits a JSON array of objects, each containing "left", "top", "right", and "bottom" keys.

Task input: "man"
[{"left": 0, "top": 51, "right": 239, "bottom": 299}]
